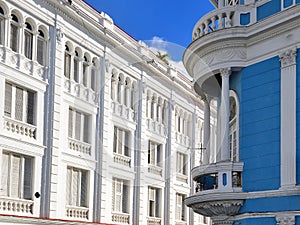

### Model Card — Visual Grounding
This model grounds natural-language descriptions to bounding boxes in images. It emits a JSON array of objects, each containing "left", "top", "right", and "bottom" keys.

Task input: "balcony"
[
  {"left": 68, "top": 138, "right": 91, "bottom": 155},
  {"left": 148, "top": 164, "right": 162, "bottom": 176},
  {"left": 64, "top": 77, "right": 98, "bottom": 105},
  {"left": 175, "top": 132, "right": 190, "bottom": 147},
  {"left": 3, "top": 116, "right": 36, "bottom": 140},
  {"left": 185, "top": 161, "right": 245, "bottom": 218},
  {"left": 0, "top": 197, "right": 33, "bottom": 215},
  {"left": 192, "top": 4, "right": 256, "bottom": 40},
  {"left": 111, "top": 101, "right": 135, "bottom": 122},
  {"left": 66, "top": 205, "right": 89, "bottom": 220},
  {"left": 113, "top": 153, "right": 131, "bottom": 167},
  {"left": 147, "top": 217, "right": 161, "bottom": 225},
  {"left": 112, "top": 212, "right": 130, "bottom": 224},
  {"left": 146, "top": 118, "right": 167, "bottom": 137}
]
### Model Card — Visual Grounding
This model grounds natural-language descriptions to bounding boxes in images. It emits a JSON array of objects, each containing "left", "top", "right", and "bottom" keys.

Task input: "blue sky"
[{"left": 84, "top": 0, "right": 214, "bottom": 61}]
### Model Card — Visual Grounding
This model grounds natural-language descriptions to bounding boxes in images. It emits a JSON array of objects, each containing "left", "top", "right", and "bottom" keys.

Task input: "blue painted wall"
[
  {"left": 257, "top": 0, "right": 281, "bottom": 21},
  {"left": 238, "top": 57, "right": 281, "bottom": 192},
  {"left": 296, "top": 48, "right": 300, "bottom": 185},
  {"left": 296, "top": 216, "right": 300, "bottom": 224},
  {"left": 234, "top": 217, "right": 276, "bottom": 225},
  {"left": 239, "top": 195, "right": 300, "bottom": 213}
]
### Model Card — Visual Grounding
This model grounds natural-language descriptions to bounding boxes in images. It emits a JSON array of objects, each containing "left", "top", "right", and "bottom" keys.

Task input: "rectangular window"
[
  {"left": 24, "top": 30, "right": 33, "bottom": 59},
  {"left": 176, "top": 193, "right": 186, "bottom": 221},
  {"left": 64, "top": 52, "right": 71, "bottom": 79},
  {"left": 113, "top": 127, "right": 130, "bottom": 156},
  {"left": 68, "top": 108, "right": 90, "bottom": 143},
  {"left": 1, "top": 152, "right": 33, "bottom": 200},
  {"left": 4, "top": 82, "right": 36, "bottom": 125},
  {"left": 10, "top": 23, "right": 19, "bottom": 52},
  {"left": 112, "top": 178, "right": 129, "bottom": 213},
  {"left": 148, "top": 187, "right": 161, "bottom": 218},
  {"left": 74, "top": 58, "right": 79, "bottom": 83},
  {"left": 0, "top": 16, "right": 4, "bottom": 45},
  {"left": 66, "top": 167, "right": 88, "bottom": 207},
  {"left": 148, "top": 141, "right": 162, "bottom": 167},
  {"left": 37, "top": 37, "right": 46, "bottom": 65},
  {"left": 176, "top": 152, "right": 187, "bottom": 175}
]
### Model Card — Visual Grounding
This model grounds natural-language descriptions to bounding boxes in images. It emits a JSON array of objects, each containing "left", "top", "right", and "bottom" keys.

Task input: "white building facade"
[{"left": 0, "top": 0, "right": 215, "bottom": 225}]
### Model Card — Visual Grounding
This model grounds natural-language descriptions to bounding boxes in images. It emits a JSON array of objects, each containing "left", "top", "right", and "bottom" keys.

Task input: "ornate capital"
[
  {"left": 276, "top": 215, "right": 295, "bottom": 225},
  {"left": 280, "top": 48, "right": 297, "bottom": 68},
  {"left": 220, "top": 68, "right": 231, "bottom": 78}
]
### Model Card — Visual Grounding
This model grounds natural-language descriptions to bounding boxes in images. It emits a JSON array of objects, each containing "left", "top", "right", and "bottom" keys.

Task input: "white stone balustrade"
[
  {"left": 4, "top": 116, "right": 36, "bottom": 140},
  {"left": 113, "top": 153, "right": 131, "bottom": 167},
  {"left": 0, "top": 46, "right": 47, "bottom": 80},
  {"left": 146, "top": 118, "right": 167, "bottom": 136},
  {"left": 111, "top": 101, "right": 135, "bottom": 122},
  {"left": 112, "top": 212, "right": 130, "bottom": 224},
  {"left": 66, "top": 205, "right": 89, "bottom": 220},
  {"left": 68, "top": 138, "right": 91, "bottom": 155},
  {"left": 148, "top": 164, "right": 162, "bottom": 176},
  {"left": 192, "top": 5, "right": 256, "bottom": 40},
  {"left": 0, "top": 197, "right": 33, "bottom": 215},
  {"left": 175, "top": 132, "right": 190, "bottom": 147},
  {"left": 147, "top": 217, "right": 161, "bottom": 225},
  {"left": 64, "top": 78, "right": 98, "bottom": 105},
  {"left": 176, "top": 173, "right": 188, "bottom": 183},
  {"left": 175, "top": 222, "right": 187, "bottom": 225}
]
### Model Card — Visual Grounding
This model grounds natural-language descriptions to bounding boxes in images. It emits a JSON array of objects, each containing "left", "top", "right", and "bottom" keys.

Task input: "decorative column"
[
  {"left": 157, "top": 99, "right": 162, "bottom": 122},
  {"left": 279, "top": 48, "right": 297, "bottom": 189},
  {"left": 202, "top": 95, "right": 211, "bottom": 165},
  {"left": 152, "top": 97, "right": 157, "bottom": 121},
  {"left": 111, "top": 76, "right": 117, "bottom": 101},
  {"left": 125, "top": 84, "right": 130, "bottom": 107},
  {"left": 220, "top": 68, "right": 231, "bottom": 161}
]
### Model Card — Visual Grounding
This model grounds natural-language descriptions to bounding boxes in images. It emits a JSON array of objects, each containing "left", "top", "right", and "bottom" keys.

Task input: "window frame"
[
  {"left": 148, "top": 186, "right": 161, "bottom": 218},
  {"left": 112, "top": 178, "right": 130, "bottom": 213},
  {"left": 229, "top": 90, "right": 239, "bottom": 162},
  {"left": 24, "top": 22, "right": 33, "bottom": 60},
  {"left": 176, "top": 152, "right": 188, "bottom": 176},
  {"left": 148, "top": 140, "right": 162, "bottom": 167},
  {"left": 68, "top": 108, "right": 90, "bottom": 143},
  {"left": 10, "top": 14, "right": 19, "bottom": 53},
  {"left": 175, "top": 193, "right": 186, "bottom": 222},
  {"left": 113, "top": 126, "right": 130, "bottom": 157}
]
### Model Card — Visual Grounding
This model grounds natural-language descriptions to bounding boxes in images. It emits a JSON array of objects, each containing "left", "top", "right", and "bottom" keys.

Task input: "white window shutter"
[
  {"left": 66, "top": 168, "right": 72, "bottom": 205},
  {"left": 117, "top": 129, "right": 123, "bottom": 154},
  {"left": 26, "top": 90, "right": 35, "bottom": 125},
  {"left": 80, "top": 171, "right": 87, "bottom": 207},
  {"left": 23, "top": 157, "right": 32, "bottom": 200},
  {"left": 37, "top": 37, "right": 45, "bottom": 65},
  {"left": 68, "top": 109, "right": 73, "bottom": 138},
  {"left": 11, "top": 155, "right": 21, "bottom": 198},
  {"left": 1, "top": 153, "right": 9, "bottom": 196},
  {"left": 75, "top": 112, "right": 81, "bottom": 141},
  {"left": 115, "top": 179, "right": 122, "bottom": 212},
  {"left": 122, "top": 182, "right": 129, "bottom": 213},
  {"left": 83, "top": 115, "right": 89, "bottom": 143},
  {"left": 72, "top": 169, "right": 79, "bottom": 206},
  {"left": 4, "top": 83, "right": 12, "bottom": 117},
  {"left": 15, "top": 87, "right": 23, "bottom": 121}
]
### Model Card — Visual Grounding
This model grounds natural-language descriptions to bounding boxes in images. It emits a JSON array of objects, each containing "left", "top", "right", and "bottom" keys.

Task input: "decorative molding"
[
  {"left": 276, "top": 215, "right": 295, "bottom": 225},
  {"left": 220, "top": 68, "right": 231, "bottom": 78},
  {"left": 279, "top": 48, "right": 297, "bottom": 68},
  {"left": 56, "top": 27, "right": 64, "bottom": 43}
]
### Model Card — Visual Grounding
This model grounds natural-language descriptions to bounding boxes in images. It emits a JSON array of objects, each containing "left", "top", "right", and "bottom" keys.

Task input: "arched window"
[
  {"left": 37, "top": 30, "right": 46, "bottom": 65},
  {"left": 130, "top": 83, "right": 136, "bottom": 110},
  {"left": 229, "top": 91, "right": 239, "bottom": 162},
  {"left": 64, "top": 45, "right": 71, "bottom": 79},
  {"left": 10, "top": 14, "right": 19, "bottom": 52},
  {"left": 24, "top": 22, "right": 33, "bottom": 59},
  {"left": 117, "top": 76, "right": 122, "bottom": 103},
  {"left": 91, "top": 59, "right": 96, "bottom": 91},
  {"left": 0, "top": 7, "right": 5, "bottom": 45},
  {"left": 73, "top": 50, "right": 79, "bottom": 83},
  {"left": 82, "top": 55, "right": 88, "bottom": 87}
]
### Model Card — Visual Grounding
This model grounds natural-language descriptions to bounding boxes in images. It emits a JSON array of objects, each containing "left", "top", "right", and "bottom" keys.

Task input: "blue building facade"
[{"left": 184, "top": 0, "right": 300, "bottom": 224}]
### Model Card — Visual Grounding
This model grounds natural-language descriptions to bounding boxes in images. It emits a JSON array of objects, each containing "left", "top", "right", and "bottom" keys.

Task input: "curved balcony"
[
  {"left": 185, "top": 161, "right": 245, "bottom": 218},
  {"left": 192, "top": 4, "right": 256, "bottom": 40}
]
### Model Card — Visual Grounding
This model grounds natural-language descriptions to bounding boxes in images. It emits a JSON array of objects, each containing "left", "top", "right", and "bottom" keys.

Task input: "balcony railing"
[
  {"left": 146, "top": 118, "right": 167, "bottom": 136},
  {"left": 111, "top": 101, "right": 135, "bottom": 122},
  {"left": 0, "top": 197, "right": 33, "bottom": 215},
  {"left": 68, "top": 138, "right": 91, "bottom": 155},
  {"left": 3, "top": 116, "right": 36, "bottom": 140},
  {"left": 0, "top": 46, "right": 48, "bottom": 81},
  {"left": 175, "top": 132, "right": 190, "bottom": 147},
  {"left": 113, "top": 153, "right": 131, "bottom": 167},
  {"left": 192, "top": 4, "right": 256, "bottom": 40},
  {"left": 112, "top": 212, "right": 130, "bottom": 224},
  {"left": 176, "top": 173, "right": 188, "bottom": 183},
  {"left": 147, "top": 217, "right": 161, "bottom": 225},
  {"left": 192, "top": 161, "right": 244, "bottom": 193},
  {"left": 175, "top": 221, "right": 187, "bottom": 225},
  {"left": 148, "top": 164, "right": 162, "bottom": 176},
  {"left": 64, "top": 78, "right": 98, "bottom": 105},
  {"left": 66, "top": 205, "right": 88, "bottom": 220}
]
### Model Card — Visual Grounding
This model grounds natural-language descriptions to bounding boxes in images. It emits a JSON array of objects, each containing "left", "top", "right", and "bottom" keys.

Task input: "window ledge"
[
  {"left": 3, "top": 116, "right": 36, "bottom": 140},
  {"left": 66, "top": 205, "right": 88, "bottom": 220},
  {"left": 0, "top": 197, "right": 33, "bottom": 215}
]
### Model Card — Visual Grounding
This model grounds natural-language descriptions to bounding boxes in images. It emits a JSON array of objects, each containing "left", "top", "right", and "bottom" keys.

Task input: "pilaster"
[{"left": 279, "top": 48, "right": 297, "bottom": 189}]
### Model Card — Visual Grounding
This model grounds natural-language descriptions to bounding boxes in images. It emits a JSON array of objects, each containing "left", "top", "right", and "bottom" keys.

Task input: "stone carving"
[
  {"left": 276, "top": 215, "right": 295, "bottom": 225},
  {"left": 220, "top": 68, "right": 231, "bottom": 78},
  {"left": 279, "top": 48, "right": 296, "bottom": 68}
]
